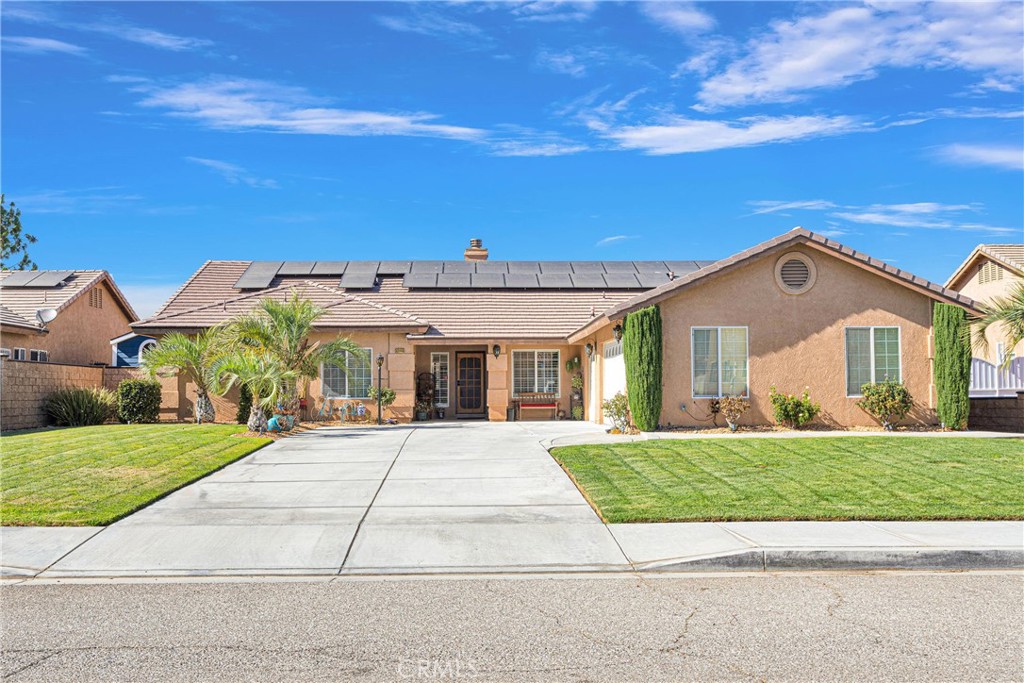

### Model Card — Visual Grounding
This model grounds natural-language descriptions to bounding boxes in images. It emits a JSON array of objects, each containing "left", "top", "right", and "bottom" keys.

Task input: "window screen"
[{"left": 322, "top": 348, "right": 372, "bottom": 398}]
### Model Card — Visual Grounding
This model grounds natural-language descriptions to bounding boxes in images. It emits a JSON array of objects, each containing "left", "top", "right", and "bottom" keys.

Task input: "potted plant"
[
  {"left": 414, "top": 400, "right": 431, "bottom": 421},
  {"left": 718, "top": 396, "right": 750, "bottom": 432}
]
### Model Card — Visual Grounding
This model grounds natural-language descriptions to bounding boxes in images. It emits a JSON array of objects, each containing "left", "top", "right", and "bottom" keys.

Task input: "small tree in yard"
[
  {"left": 1, "top": 195, "right": 37, "bottom": 270},
  {"left": 602, "top": 392, "right": 631, "bottom": 432},
  {"left": 934, "top": 303, "right": 971, "bottom": 430},
  {"left": 622, "top": 305, "right": 663, "bottom": 432},
  {"left": 213, "top": 351, "right": 297, "bottom": 432},
  {"left": 857, "top": 380, "right": 913, "bottom": 431},
  {"left": 142, "top": 327, "right": 224, "bottom": 423}
]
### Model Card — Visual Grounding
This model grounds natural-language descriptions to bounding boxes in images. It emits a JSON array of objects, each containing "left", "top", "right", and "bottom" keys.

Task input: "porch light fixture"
[
  {"left": 584, "top": 343, "right": 594, "bottom": 358},
  {"left": 613, "top": 324, "right": 623, "bottom": 342},
  {"left": 492, "top": 344, "right": 501, "bottom": 359},
  {"left": 376, "top": 353, "right": 384, "bottom": 425}
]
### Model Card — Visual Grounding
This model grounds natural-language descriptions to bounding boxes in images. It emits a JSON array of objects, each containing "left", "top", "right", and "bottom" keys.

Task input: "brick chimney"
[{"left": 464, "top": 238, "right": 489, "bottom": 261}]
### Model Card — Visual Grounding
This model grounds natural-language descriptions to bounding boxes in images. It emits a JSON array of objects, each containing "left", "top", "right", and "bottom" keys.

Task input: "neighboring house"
[
  {"left": 945, "top": 244, "right": 1024, "bottom": 397},
  {"left": 133, "top": 230, "right": 979, "bottom": 427},
  {"left": 0, "top": 270, "right": 138, "bottom": 366},
  {"left": 110, "top": 332, "right": 157, "bottom": 367}
]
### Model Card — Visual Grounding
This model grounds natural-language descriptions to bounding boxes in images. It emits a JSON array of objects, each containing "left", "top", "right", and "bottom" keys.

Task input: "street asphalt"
[{"left": 2, "top": 572, "right": 1022, "bottom": 682}]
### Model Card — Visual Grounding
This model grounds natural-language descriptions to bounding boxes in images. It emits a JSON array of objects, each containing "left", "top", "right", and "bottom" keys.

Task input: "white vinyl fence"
[{"left": 970, "top": 357, "right": 1024, "bottom": 397}]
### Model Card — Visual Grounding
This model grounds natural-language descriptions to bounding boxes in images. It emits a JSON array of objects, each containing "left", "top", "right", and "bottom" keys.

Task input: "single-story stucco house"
[
  {"left": 132, "top": 228, "right": 980, "bottom": 428},
  {"left": 0, "top": 270, "right": 138, "bottom": 366}
]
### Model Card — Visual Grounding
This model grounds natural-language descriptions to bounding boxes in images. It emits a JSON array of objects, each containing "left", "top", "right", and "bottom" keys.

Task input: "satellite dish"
[{"left": 36, "top": 308, "right": 58, "bottom": 325}]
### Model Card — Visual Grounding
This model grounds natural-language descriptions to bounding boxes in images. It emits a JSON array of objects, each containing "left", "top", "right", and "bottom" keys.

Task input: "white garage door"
[{"left": 602, "top": 340, "right": 626, "bottom": 418}]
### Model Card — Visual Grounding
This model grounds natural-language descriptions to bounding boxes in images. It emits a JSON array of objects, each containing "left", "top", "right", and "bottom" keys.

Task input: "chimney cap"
[{"left": 464, "top": 238, "right": 489, "bottom": 261}]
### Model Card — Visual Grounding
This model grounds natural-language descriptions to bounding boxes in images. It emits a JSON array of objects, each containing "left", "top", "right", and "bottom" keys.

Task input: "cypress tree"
[
  {"left": 933, "top": 303, "right": 971, "bottom": 430},
  {"left": 622, "top": 305, "right": 663, "bottom": 431}
]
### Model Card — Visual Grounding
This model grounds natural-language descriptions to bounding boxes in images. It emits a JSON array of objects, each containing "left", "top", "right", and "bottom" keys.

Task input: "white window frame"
[
  {"left": 29, "top": 349, "right": 49, "bottom": 362},
  {"left": 844, "top": 326, "right": 902, "bottom": 397},
  {"left": 690, "top": 326, "right": 749, "bottom": 399},
  {"left": 511, "top": 349, "right": 561, "bottom": 398},
  {"left": 0, "top": 348, "right": 10, "bottom": 359},
  {"left": 431, "top": 351, "right": 450, "bottom": 408},
  {"left": 320, "top": 347, "right": 373, "bottom": 399},
  {"left": 12, "top": 348, "right": 26, "bottom": 361},
  {"left": 137, "top": 339, "right": 157, "bottom": 367}
]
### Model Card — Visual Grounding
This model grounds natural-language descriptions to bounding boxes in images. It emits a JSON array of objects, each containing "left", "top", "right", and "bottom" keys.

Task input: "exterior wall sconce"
[
  {"left": 613, "top": 324, "right": 623, "bottom": 342},
  {"left": 492, "top": 344, "right": 501, "bottom": 359},
  {"left": 584, "top": 343, "right": 594, "bottom": 358}
]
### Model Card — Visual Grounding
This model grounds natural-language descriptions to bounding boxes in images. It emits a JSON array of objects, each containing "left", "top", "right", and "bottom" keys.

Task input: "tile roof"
[
  {"left": 0, "top": 270, "right": 138, "bottom": 328},
  {"left": 945, "top": 243, "right": 1024, "bottom": 288},
  {"left": 0, "top": 303, "right": 37, "bottom": 330}
]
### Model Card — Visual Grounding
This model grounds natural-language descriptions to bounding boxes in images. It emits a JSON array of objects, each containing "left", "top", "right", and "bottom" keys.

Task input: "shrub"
[
  {"left": 45, "top": 387, "right": 115, "bottom": 427},
  {"left": 934, "top": 303, "right": 970, "bottom": 430},
  {"left": 718, "top": 396, "right": 750, "bottom": 430},
  {"left": 857, "top": 379, "right": 913, "bottom": 430},
  {"left": 571, "top": 404, "right": 584, "bottom": 421},
  {"left": 368, "top": 386, "right": 397, "bottom": 412},
  {"left": 623, "top": 305, "right": 662, "bottom": 431},
  {"left": 602, "top": 392, "right": 631, "bottom": 431},
  {"left": 768, "top": 386, "right": 820, "bottom": 428},
  {"left": 116, "top": 378, "right": 162, "bottom": 423},
  {"left": 236, "top": 385, "right": 252, "bottom": 424}
]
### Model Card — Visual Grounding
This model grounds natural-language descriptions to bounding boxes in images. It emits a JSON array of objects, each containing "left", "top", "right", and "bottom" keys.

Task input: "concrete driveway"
[{"left": 41, "top": 422, "right": 629, "bottom": 576}]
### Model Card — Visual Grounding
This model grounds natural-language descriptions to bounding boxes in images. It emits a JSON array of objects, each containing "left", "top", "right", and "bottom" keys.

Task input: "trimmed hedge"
[
  {"left": 933, "top": 303, "right": 971, "bottom": 430},
  {"left": 116, "top": 378, "right": 162, "bottom": 424},
  {"left": 622, "top": 305, "right": 662, "bottom": 431}
]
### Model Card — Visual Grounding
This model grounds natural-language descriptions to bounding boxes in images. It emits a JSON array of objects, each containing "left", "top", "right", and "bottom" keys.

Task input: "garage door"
[{"left": 602, "top": 340, "right": 626, "bottom": 415}]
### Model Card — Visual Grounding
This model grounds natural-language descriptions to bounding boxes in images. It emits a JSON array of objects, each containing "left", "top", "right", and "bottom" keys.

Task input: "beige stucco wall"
[
  {"left": 601, "top": 245, "right": 940, "bottom": 429},
  {"left": 948, "top": 259, "right": 1023, "bottom": 364},
  {"left": 0, "top": 281, "right": 134, "bottom": 366}
]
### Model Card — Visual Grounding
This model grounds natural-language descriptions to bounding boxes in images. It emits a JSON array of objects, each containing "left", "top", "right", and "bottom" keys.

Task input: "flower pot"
[
  {"left": 726, "top": 420, "right": 738, "bottom": 432},
  {"left": 416, "top": 410, "right": 428, "bottom": 421}
]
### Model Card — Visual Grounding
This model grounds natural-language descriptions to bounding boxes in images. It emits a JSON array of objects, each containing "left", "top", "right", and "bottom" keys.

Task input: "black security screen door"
[{"left": 456, "top": 352, "right": 485, "bottom": 415}]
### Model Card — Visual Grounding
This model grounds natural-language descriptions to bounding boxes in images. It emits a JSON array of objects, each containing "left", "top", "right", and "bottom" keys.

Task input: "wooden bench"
[{"left": 515, "top": 393, "right": 559, "bottom": 420}]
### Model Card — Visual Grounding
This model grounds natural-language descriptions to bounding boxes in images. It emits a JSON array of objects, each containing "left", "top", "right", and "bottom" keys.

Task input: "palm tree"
[
  {"left": 141, "top": 327, "right": 224, "bottom": 423},
  {"left": 213, "top": 351, "right": 297, "bottom": 432},
  {"left": 227, "top": 292, "right": 365, "bottom": 408},
  {"left": 973, "top": 281, "right": 1024, "bottom": 368}
]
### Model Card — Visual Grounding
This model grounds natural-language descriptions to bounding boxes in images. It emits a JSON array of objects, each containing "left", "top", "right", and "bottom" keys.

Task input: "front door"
[{"left": 455, "top": 352, "right": 485, "bottom": 416}]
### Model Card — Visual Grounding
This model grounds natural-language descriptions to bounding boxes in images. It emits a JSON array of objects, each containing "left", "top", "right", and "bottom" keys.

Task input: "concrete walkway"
[{"left": 2, "top": 422, "right": 1022, "bottom": 578}]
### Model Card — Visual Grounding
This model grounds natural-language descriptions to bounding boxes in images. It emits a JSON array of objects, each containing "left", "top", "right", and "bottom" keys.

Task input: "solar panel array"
[
  {"left": 233, "top": 260, "right": 715, "bottom": 290},
  {"left": 0, "top": 271, "right": 75, "bottom": 288}
]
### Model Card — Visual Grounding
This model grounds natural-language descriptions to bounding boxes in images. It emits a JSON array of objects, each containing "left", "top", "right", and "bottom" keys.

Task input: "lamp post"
[{"left": 376, "top": 353, "right": 384, "bottom": 425}]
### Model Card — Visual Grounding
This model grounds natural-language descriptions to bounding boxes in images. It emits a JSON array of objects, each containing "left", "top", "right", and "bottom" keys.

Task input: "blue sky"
[{"left": 3, "top": 1, "right": 1022, "bottom": 317}]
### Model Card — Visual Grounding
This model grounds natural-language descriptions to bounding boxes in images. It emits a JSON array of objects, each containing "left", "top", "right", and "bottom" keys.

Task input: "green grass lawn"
[
  {"left": 551, "top": 438, "right": 1024, "bottom": 523},
  {"left": 1, "top": 424, "right": 271, "bottom": 526}
]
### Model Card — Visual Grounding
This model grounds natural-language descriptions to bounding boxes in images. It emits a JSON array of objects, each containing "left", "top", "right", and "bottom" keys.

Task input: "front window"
[
  {"left": 692, "top": 327, "right": 748, "bottom": 397},
  {"left": 431, "top": 352, "right": 450, "bottom": 407},
  {"left": 322, "top": 348, "right": 372, "bottom": 399},
  {"left": 845, "top": 327, "right": 901, "bottom": 396},
  {"left": 512, "top": 350, "right": 560, "bottom": 396}
]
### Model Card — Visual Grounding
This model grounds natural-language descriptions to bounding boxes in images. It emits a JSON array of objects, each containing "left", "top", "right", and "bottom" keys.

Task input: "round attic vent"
[{"left": 774, "top": 252, "right": 816, "bottom": 294}]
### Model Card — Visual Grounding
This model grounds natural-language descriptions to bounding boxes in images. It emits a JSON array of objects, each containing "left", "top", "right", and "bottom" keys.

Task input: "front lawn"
[
  {"left": 1, "top": 424, "right": 271, "bottom": 526},
  {"left": 551, "top": 438, "right": 1024, "bottom": 523}
]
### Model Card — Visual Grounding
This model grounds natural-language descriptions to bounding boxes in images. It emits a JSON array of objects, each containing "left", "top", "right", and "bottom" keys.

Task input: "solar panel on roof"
[
  {"left": 664, "top": 260, "right": 701, "bottom": 275},
  {"left": 507, "top": 261, "right": 540, "bottom": 274},
  {"left": 474, "top": 261, "right": 509, "bottom": 274},
  {"left": 377, "top": 261, "right": 411, "bottom": 274},
  {"left": 340, "top": 272, "right": 377, "bottom": 289},
  {"left": 602, "top": 273, "right": 642, "bottom": 288},
  {"left": 570, "top": 262, "right": 605, "bottom": 273},
  {"left": 310, "top": 261, "right": 348, "bottom": 275},
  {"left": 504, "top": 274, "right": 539, "bottom": 288},
  {"left": 410, "top": 261, "right": 444, "bottom": 273},
  {"left": 437, "top": 273, "right": 471, "bottom": 288},
  {"left": 636, "top": 272, "right": 671, "bottom": 288},
  {"left": 539, "top": 261, "right": 572, "bottom": 274},
  {"left": 570, "top": 273, "right": 607, "bottom": 288},
  {"left": 442, "top": 261, "right": 474, "bottom": 274},
  {"left": 538, "top": 273, "right": 572, "bottom": 288},
  {"left": 0, "top": 271, "right": 45, "bottom": 287},
  {"left": 403, "top": 273, "right": 437, "bottom": 288},
  {"left": 633, "top": 261, "right": 669, "bottom": 273},
  {"left": 345, "top": 261, "right": 380, "bottom": 273},
  {"left": 277, "top": 261, "right": 315, "bottom": 275},
  {"left": 235, "top": 262, "right": 283, "bottom": 289},
  {"left": 22, "top": 271, "right": 75, "bottom": 287},
  {"left": 470, "top": 273, "right": 504, "bottom": 288},
  {"left": 602, "top": 261, "right": 639, "bottom": 273}
]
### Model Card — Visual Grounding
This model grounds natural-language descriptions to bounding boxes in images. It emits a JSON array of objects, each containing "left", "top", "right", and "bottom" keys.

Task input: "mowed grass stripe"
[{"left": 551, "top": 437, "right": 1024, "bottom": 523}]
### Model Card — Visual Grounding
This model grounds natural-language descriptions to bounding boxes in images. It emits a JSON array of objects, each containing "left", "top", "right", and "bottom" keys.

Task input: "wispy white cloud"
[
  {"left": 375, "top": 9, "right": 492, "bottom": 47},
  {"left": 938, "top": 144, "right": 1024, "bottom": 171},
  {"left": 598, "top": 114, "right": 863, "bottom": 155},
  {"left": 185, "top": 157, "right": 280, "bottom": 189},
  {"left": 535, "top": 47, "right": 592, "bottom": 78},
  {"left": 2, "top": 36, "right": 87, "bottom": 56},
  {"left": 128, "top": 76, "right": 486, "bottom": 141},
  {"left": 641, "top": 2, "right": 715, "bottom": 35},
  {"left": 746, "top": 200, "right": 838, "bottom": 216},
  {"left": 509, "top": 2, "right": 596, "bottom": 23},
  {"left": 595, "top": 235, "right": 639, "bottom": 247},
  {"left": 14, "top": 187, "right": 143, "bottom": 214},
  {"left": 695, "top": 3, "right": 1023, "bottom": 108}
]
